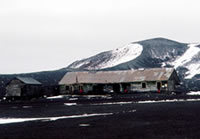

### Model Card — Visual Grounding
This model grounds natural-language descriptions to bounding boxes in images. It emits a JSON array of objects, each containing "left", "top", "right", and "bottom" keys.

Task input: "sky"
[{"left": 0, "top": 0, "right": 200, "bottom": 74}]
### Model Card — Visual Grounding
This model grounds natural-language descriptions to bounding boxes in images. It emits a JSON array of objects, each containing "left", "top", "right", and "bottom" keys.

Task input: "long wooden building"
[{"left": 59, "top": 68, "right": 180, "bottom": 94}]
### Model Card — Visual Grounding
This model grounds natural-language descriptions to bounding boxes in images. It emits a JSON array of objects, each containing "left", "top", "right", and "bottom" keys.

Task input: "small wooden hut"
[{"left": 5, "top": 77, "right": 42, "bottom": 99}]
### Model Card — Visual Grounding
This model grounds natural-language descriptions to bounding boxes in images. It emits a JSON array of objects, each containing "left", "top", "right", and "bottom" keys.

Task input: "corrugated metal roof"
[
  {"left": 16, "top": 77, "right": 42, "bottom": 85},
  {"left": 59, "top": 68, "right": 175, "bottom": 85}
]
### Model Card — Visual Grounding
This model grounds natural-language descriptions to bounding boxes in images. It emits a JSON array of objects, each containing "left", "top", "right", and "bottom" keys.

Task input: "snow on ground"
[
  {"left": 69, "top": 98, "right": 78, "bottom": 101},
  {"left": 137, "top": 99, "right": 200, "bottom": 103},
  {"left": 96, "top": 43, "right": 143, "bottom": 69},
  {"left": 46, "top": 95, "right": 112, "bottom": 101},
  {"left": 172, "top": 43, "right": 200, "bottom": 79},
  {"left": 187, "top": 91, "right": 200, "bottom": 95},
  {"left": 70, "top": 43, "right": 143, "bottom": 69},
  {"left": 92, "top": 102, "right": 133, "bottom": 105},
  {"left": 84, "top": 95, "right": 112, "bottom": 99},
  {"left": 0, "top": 113, "right": 113, "bottom": 125},
  {"left": 128, "top": 110, "right": 137, "bottom": 113},
  {"left": 79, "top": 124, "right": 90, "bottom": 127},
  {"left": 46, "top": 95, "right": 64, "bottom": 99},
  {"left": 71, "top": 61, "right": 90, "bottom": 69},
  {"left": 22, "top": 106, "right": 32, "bottom": 109},
  {"left": 64, "top": 103, "right": 77, "bottom": 106},
  {"left": 185, "top": 63, "right": 200, "bottom": 79},
  {"left": 92, "top": 98, "right": 200, "bottom": 106}
]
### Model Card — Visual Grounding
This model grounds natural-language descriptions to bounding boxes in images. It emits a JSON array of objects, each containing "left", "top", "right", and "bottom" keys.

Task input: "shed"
[
  {"left": 5, "top": 77, "right": 42, "bottom": 99},
  {"left": 59, "top": 68, "right": 180, "bottom": 94}
]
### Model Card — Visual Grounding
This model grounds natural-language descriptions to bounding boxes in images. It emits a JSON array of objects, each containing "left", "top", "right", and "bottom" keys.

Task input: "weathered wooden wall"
[
  {"left": 6, "top": 79, "right": 42, "bottom": 98},
  {"left": 6, "top": 79, "right": 24, "bottom": 97}
]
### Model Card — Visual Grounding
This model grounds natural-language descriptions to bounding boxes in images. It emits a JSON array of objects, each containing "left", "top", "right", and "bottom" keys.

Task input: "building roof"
[
  {"left": 59, "top": 68, "right": 176, "bottom": 85},
  {"left": 16, "top": 77, "right": 42, "bottom": 85}
]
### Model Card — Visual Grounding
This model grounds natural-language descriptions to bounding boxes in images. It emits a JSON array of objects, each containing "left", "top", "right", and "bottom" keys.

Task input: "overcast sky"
[{"left": 0, "top": 0, "right": 200, "bottom": 74}]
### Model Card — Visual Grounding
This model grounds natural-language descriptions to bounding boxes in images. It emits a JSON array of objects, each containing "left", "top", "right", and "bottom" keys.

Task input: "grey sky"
[{"left": 0, "top": 0, "right": 200, "bottom": 74}]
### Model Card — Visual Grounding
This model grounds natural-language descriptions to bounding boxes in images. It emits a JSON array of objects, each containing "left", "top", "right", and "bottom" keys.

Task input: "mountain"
[
  {"left": 68, "top": 38, "right": 200, "bottom": 91},
  {"left": 68, "top": 38, "right": 189, "bottom": 70}
]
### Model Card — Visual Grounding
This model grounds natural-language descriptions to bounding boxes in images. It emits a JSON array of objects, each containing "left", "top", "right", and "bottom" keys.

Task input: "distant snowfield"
[
  {"left": 96, "top": 43, "right": 143, "bottom": 69},
  {"left": 0, "top": 113, "right": 113, "bottom": 125},
  {"left": 172, "top": 43, "right": 200, "bottom": 79},
  {"left": 71, "top": 43, "right": 143, "bottom": 69}
]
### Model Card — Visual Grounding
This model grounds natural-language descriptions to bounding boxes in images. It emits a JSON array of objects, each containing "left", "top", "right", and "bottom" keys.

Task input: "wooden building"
[
  {"left": 5, "top": 77, "right": 42, "bottom": 99},
  {"left": 59, "top": 68, "right": 180, "bottom": 94}
]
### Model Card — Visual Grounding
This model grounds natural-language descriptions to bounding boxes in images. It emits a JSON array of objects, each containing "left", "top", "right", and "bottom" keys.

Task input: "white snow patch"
[
  {"left": 46, "top": 96, "right": 63, "bottom": 99},
  {"left": 92, "top": 101, "right": 133, "bottom": 105},
  {"left": 161, "top": 62, "right": 166, "bottom": 67},
  {"left": 22, "top": 106, "right": 32, "bottom": 109},
  {"left": 187, "top": 91, "right": 200, "bottom": 95},
  {"left": 84, "top": 95, "right": 112, "bottom": 99},
  {"left": 64, "top": 103, "right": 77, "bottom": 106},
  {"left": 71, "top": 43, "right": 143, "bottom": 69},
  {"left": 69, "top": 98, "right": 78, "bottom": 101},
  {"left": 128, "top": 110, "right": 137, "bottom": 113},
  {"left": 79, "top": 124, "right": 90, "bottom": 127},
  {"left": 137, "top": 99, "right": 200, "bottom": 103},
  {"left": 71, "top": 61, "right": 90, "bottom": 69},
  {"left": 97, "top": 43, "right": 143, "bottom": 69},
  {"left": 0, "top": 113, "right": 113, "bottom": 125},
  {"left": 172, "top": 43, "right": 200, "bottom": 79},
  {"left": 185, "top": 63, "right": 200, "bottom": 79}
]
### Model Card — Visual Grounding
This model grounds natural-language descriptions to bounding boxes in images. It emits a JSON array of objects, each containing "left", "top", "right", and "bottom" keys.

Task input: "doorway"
[{"left": 157, "top": 82, "right": 161, "bottom": 90}]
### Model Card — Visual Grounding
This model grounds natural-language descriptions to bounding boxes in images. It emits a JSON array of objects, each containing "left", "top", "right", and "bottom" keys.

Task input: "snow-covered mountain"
[
  {"left": 68, "top": 37, "right": 188, "bottom": 70},
  {"left": 68, "top": 38, "right": 200, "bottom": 90},
  {"left": 70, "top": 43, "right": 143, "bottom": 70}
]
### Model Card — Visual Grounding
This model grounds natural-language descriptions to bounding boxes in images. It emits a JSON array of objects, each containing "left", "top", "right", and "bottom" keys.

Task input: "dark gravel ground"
[{"left": 0, "top": 93, "right": 200, "bottom": 139}]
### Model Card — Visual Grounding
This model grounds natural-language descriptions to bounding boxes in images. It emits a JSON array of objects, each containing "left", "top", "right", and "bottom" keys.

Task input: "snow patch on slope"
[
  {"left": 71, "top": 61, "right": 90, "bottom": 69},
  {"left": 96, "top": 43, "right": 143, "bottom": 69},
  {"left": 70, "top": 43, "right": 143, "bottom": 70},
  {"left": 172, "top": 43, "right": 200, "bottom": 79}
]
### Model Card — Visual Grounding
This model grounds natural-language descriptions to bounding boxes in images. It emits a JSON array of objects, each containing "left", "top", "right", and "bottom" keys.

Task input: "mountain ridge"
[{"left": 68, "top": 37, "right": 188, "bottom": 70}]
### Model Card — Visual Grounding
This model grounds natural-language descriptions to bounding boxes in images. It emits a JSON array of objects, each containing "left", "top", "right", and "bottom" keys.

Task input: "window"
[
  {"left": 132, "top": 82, "right": 141, "bottom": 85},
  {"left": 66, "top": 86, "right": 69, "bottom": 91},
  {"left": 142, "top": 83, "right": 146, "bottom": 88},
  {"left": 147, "top": 81, "right": 156, "bottom": 85}
]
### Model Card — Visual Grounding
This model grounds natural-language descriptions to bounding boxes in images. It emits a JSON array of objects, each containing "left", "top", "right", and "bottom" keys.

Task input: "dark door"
[{"left": 157, "top": 82, "right": 161, "bottom": 90}]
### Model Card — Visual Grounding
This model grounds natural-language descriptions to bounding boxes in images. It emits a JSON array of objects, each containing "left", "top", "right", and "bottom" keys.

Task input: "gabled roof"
[
  {"left": 59, "top": 68, "right": 176, "bottom": 85},
  {"left": 16, "top": 77, "right": 42, "bottom": 85}
]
